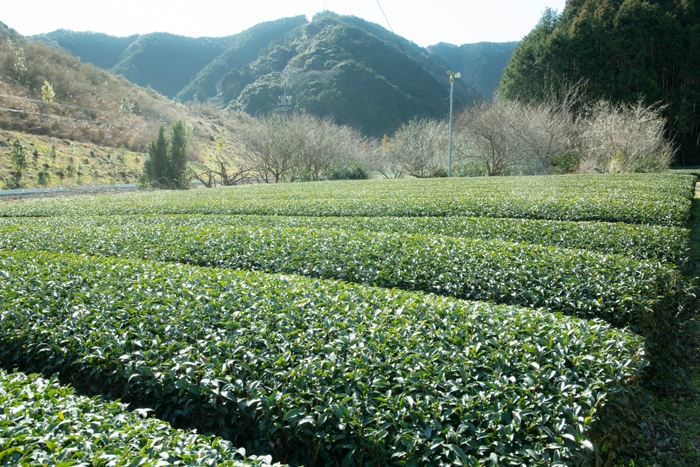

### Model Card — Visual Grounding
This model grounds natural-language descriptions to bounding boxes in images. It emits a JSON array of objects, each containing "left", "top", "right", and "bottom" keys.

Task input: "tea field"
[{"left": 0, "top": 173, "right": 697, "bottom": 466}]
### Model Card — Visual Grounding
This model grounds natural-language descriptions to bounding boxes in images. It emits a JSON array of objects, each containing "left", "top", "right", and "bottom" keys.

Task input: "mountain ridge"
[{"left": 32, "top": 13, "right": 514, "bottom": 137}]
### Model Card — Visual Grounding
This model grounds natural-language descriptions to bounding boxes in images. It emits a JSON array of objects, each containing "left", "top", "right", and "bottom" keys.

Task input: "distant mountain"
[
  {"left": 34, "top": 30, "right": 136, "bottom": 70},
  {"left": 428, "top": 42, "right": 518, "bottom": 98},
  {"left": 36, "top": 30, "right": 232, "bottom": 98},
  {"left": 176, "top": 16, "right": 308, "bottom": 103},
  {"left": 218, "top": 12, "right": 480, "bottom": 136},
  {"left": 33, "top": 13, "right": 482, "bottom": 137}
]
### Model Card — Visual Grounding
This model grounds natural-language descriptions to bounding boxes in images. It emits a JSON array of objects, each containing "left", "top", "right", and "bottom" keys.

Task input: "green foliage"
[
  {"left": 168, "top": 120, "right": 190, "bottom": 189},
  {"left": 0, "top": 250, "right": 646, "bottom": 466},
  {"left": 2, "top": 211, "right": 686, "bottom": 264},
  {"left": 0, "top": 171, "right": 694, "bottom": 464},
  {"left": 109, "top": 33, "right": 232, "bottom": 99},
  {"left": 40, "top": 79, "right": 54, "bottom": 103},
  {"left": 3, "top": 138, "right": 28, "bottom": 189},
  {"left": 176, "top": 16, "right": 307, "bottom": 102},
  {"left": 327, "top": 163, "right": 369, "bottom": 180},
  {"left": 144, "top": 120, "right": 190, "bottom": 189},
  {"left": 428, "top": 41, "right": 518, "bottom": 98},
  {"left": 0, "top": 369, "right": 281, "bottom": 466},
  {"left": 36, "top": 170, "right": 50, "bottom": 186},
  {"left": 0, "top": 174, "right": 693, "bottom": 226},
  {"left": 551, "top": 151, "right": 581, "bottom": 174},
  {"left": 0, "top": 217, "right": 684, "bottom": 330},
  {"left": 33, "top": 30, "right": 137, "bottom": 70},
  {"left": 499, "top": 1, "right": 700, "bottom": 164},
  {"left": 8, "top": 138, "right": 27, "bottom": 174}
]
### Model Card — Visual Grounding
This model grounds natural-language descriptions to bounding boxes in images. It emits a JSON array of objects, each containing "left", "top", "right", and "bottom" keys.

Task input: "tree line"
[
  {"left": 143, "top": 92, "right": 675, "bottom": 189},
  {"left": 499, "top": 1, "right": 700, "bottom": 165}
]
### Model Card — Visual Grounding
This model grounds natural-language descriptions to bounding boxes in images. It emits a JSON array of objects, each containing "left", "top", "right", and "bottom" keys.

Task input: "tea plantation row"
[
  {"left": 0, "top": 221, "right": 685, "bottom": 336},
  {"left": 0, "top": 173, "right": 696, "bottom": 466},
  {"left": 0, "top": 213, "right": 687, "bottom": 264},
  {"left": 0, "top": 369, "right": 280, "bottom": 467},
  {"left": 0, "top": 174, "right": 694, "bottom": 226},
  {"left": 0, "top": 251, "right": 645, "bottom": 466}
]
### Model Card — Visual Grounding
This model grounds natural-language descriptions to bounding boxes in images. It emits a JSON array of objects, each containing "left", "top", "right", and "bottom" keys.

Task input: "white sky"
[{"left": 2, "top": 1, "right": 566, "bottom": 47}]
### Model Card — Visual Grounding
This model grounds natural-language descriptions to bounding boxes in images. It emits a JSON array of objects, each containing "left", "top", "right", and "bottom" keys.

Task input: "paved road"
[{"left": 0, "top": 184, "right": 137, "bottom": 200}]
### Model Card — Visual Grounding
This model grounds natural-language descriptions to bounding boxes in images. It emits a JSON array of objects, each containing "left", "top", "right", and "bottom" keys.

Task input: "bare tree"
[
  {"left": 190, "top": 129, "right": 251, "bottom": 187},
  {"left": 578, "top": 100, "right": 675, "bottom": 173},
  {"left": 237, "top": 113, "right": 301, "bottom": 183},
  {"left": 386, "top": 118, "right": 448, "bottom": 178},
  {"left": 455, "top": 101, "right": 521, "bottom": 176},
  {"left": 290, "top": 114, "right": 362, "bottom": 180},
  {"left": 369, "top": 135, "right": 404, "bottom": 179},
  {"left": 505, "top": 99, "right": 579, "bottom": 173}
]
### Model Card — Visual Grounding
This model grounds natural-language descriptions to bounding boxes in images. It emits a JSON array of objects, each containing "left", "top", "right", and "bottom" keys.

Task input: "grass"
[{"left": 0, "top": 129, "right": 143, "bottom": 188}]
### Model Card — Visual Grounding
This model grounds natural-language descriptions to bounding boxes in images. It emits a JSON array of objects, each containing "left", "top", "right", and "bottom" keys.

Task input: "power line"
[{"left": 374, "top": 0, "right": 448, "bottom": 101}]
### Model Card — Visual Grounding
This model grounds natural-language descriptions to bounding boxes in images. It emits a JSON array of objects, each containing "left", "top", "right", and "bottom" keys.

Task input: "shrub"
[
  {"left": 578, "top": 100, "right": 675, "bottom": 173},
  {"left": 0, "top": 369, "right": 280, "bottom": 466},
  {"left": 0, "top": 250, "right": 646, "bottom": 466}
]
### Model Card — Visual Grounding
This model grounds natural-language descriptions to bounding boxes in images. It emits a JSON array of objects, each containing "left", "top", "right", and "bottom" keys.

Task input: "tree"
[
  {"left": 41, "top": 80, "right": 55, "bottom": 104},
  {"left": 237, "top": 112, "right": 369, "bottom": 183},
  {"left": 190, "top": 129, "right": 251, "bottom": 187},
  {"left": 143, "top": 120, "right": 191, "bottom": 189},
  {"left": 578, "top": 99, "right": 675, "bottom": 173},
  {"left": 499, "top": 0, "right": 700, "bottom": 164},
  {"left": 455, "top": 102, "right": 521, "bottom": 176},
  {"left": 384, "top": 118, "right": 448, "bottom": 178},
  {"left": 4, "top": 138, "right": 28, "bottom": 188},
  {"left": 237, "top": 113, "right": 298, "bottom": 183},
  {"left": 291, "top": 114, "right": 368, "bottom": 182},
  {"left": 503, "top": 90, "right": 581, "bottom": 173},
  {"left": 167, "top": 120, "right": 190, "bottom": 189}
]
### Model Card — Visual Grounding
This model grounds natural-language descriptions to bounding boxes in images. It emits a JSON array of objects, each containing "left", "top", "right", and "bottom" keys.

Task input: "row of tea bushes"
[
  {"left": 0, "top": 369, "right": 282, "bottom": 467},
  {"left": 0, "top": 213, "right": 688, "bottom": 265},
  {"left": 0, "top": 174, "right": 694, "bottom": 226},
  {"left": 0, "top": 250, "right": 646, "bottom": 466},
  {"left": 0, "top": 222, "right": 681, "bottom": 331}
]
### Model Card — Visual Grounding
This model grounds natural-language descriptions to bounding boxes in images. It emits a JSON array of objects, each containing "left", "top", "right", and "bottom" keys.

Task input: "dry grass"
[{"left": 0, "top": 25, "right": 256, "bottom": 188}]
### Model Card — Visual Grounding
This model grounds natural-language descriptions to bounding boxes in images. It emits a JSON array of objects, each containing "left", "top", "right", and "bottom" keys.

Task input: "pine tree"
[
  {"left": 167, "top": 120, "right": 189, "bottom": 189},
  {"left": 144, "top": 120, "right": 190, "bottom": 189},
  {"left": 145, "top": 125, "right": 168, "bottom": 188}
]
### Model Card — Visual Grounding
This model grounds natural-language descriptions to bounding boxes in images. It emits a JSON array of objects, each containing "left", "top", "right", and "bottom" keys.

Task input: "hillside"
[
  {"left": 499, "top": 1, "right": 700, "bottom": 164},
  {"left": 0, "top": 22, "right": 254, "bottom": 189},
  {"left": 428, "top": 41, "right": 518, "bottom": 98},
  {"left": 34, "top": 13, "right": 482, "bottom": 138}
]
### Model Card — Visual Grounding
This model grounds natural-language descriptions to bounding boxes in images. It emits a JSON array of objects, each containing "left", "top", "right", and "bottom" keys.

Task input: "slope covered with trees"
[
  {"left": 34, "top": 30, "right": 136, "bottom": 70},
  {"left": 0, "top": 22, "right": 256, "bottom": 189},
  {"left": 32, "top": 13, "right": 481, "bottom": 138},
  {"left": 499, "top": 0, "right": 700, "bottom": 164},
  {"left": 429, "top": 41, "right": 518, "bottom": 98}
]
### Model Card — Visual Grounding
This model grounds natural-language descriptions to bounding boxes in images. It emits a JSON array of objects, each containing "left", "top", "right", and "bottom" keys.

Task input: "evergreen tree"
[
  {"left": 168, "top": 120, "right": 190, "bottom": 189},
  {"left": 499, "top": 0, "right": 700, "bottom": 164},
  {"left": 144, "top": 120, "right": 190, "bottom": 189},
  {"left": 145, "top": 125, "right": 168, "bottom": 187}
]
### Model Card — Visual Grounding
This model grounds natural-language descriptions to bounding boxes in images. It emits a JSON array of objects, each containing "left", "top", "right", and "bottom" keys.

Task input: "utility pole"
[
  {"left": 278, "top": 83, "right": 292, "bottom": 118},
  {"left": 447, "top": 70, "right": 461, "bottom": 177}
]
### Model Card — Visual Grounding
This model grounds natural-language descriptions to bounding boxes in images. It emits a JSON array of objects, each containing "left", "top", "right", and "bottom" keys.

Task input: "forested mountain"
[
  {"left": 499, "top": 0, "right": 700, "bottom": 164},
  {"left": 428, "top": 42, "right": 518, "bottom": 98},
  {"left": 36, "top": 30, "right": 233, "bottom": 98},
  {"left": 218, "top": 12, "right": 478, "bottom": 136},
  {"left": 33, "top": 13, "right": 481, "bottom": 137},
  {"left": 175, "top": 16, "right": 308, "bottom": 102},
  {"left": 34, "top": 30, "right": 136, "bottom": 70}
]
